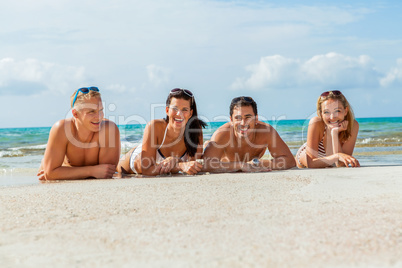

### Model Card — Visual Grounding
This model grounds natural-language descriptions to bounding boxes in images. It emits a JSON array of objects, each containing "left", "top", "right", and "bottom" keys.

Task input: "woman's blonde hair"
[
  {"left": 316, "top": 91, "right": 355, "bottom": 143},
  {"left": 70, "top": 89, "right": 101, "bottom": 108}
]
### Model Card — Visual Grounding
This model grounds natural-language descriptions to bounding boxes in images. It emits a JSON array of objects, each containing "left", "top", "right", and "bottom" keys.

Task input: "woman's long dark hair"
[{"left": 165, "top": 89, "right": 207, "bottom": 157}]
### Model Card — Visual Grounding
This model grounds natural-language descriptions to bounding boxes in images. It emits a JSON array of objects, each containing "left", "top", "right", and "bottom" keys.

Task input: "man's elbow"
[
  {"left": 286, "top": 156, "right": 296, "bottom": 169},
  {"left": 274, "top": 155, "right": 296, "bottom": 170},
  {"left": 203, "top": 157, "right": 222, "bottom": 172},
  {"left": 43, "top": 169, "right": 58, "bottom": 180}
]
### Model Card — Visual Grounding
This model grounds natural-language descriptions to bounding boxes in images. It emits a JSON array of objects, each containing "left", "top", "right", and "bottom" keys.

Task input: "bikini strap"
[{"left": 158, "top": 123, "right": 169, "bottom": 149}]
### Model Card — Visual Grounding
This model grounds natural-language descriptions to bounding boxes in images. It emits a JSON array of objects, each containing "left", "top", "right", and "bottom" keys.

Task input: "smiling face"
[
  {"left": 74, "top": 96, "right": 104, "bottom": 132},
  {"left": 231, "top": 105, "right": 258, "bottom": 139},
  {"left": 165, "top": 97, "right": 193, "bottom": 129},
  {"left": 320, "top": 99, "right": 349, "bottom": 128}
]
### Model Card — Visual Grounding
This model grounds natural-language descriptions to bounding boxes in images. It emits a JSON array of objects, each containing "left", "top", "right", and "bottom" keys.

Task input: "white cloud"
[
  {"left": 301, "top": 53, "right": 380, "bottom": 88},
  {"left": 231, "top": 55, "right": 300, "bottom": 90},
  {"left": 380, "top": 58, "right": 402, "bottom": 87},
  {"left": 231, "top": 53, "right": 383, "bottom": 90},
  {"left": 0, "top": 58, "right": 87, "bottom": 95},
  {"left": 146, "top": 64, "right": 171, "bottom": 87}
]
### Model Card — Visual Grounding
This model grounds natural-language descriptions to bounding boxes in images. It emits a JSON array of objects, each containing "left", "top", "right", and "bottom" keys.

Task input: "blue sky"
[{"left": 0, "top": 0, "right": 401, "bottom": 128}]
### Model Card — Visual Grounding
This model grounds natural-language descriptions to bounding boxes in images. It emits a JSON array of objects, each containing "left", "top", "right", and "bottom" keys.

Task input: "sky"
[{"left": 1, "top": 0, "right": 402, "bottom": 128}]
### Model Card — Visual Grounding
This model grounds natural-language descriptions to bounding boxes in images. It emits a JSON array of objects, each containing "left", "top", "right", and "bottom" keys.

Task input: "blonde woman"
[{"left": 296, "top": 90, "right": 360, "bottom": 168}]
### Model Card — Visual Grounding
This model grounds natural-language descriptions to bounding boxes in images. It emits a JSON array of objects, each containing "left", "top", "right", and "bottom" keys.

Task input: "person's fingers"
[
  {"left": 355, "top": 159, "right": 360, "bottom": 167},
  {"left": 348, "top": 158, "right": 355, "bottom": 167},
  {"left": 341, "top": 158, "right": 350, "bottom": 167},
  {"left": 186, "top": 165, "right": 195, "bottom": 175},
  {"left": 158, "top": 163, "right": 165, "bottom": 174},
  {"left": 194, "top": 163, "right": 202, "bottom": 172},
  {"left": 160, "top": 166, "right": 166, "bottom": 174},
  {"left": 352, "top": 158, "right": 360, "bottom": 167},
  {"left": 348, "top": 157, "right": 356, "bottom": 167},
  {"left": 165, "top": 160, "right": 174, "bottom": 173},
  {"left": 160, "top": 162, "right": 167, "bottom": 174},
  {"left": 166, "top": 159, "right": 177, "bottom": 172},
  {"left": 155, "top": 166, "right": 162, "bottom": 174}
]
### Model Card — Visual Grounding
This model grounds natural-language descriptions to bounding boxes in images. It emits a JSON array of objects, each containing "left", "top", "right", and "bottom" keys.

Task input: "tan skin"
[
  {"left": 203, "top": 105, "right": 296, "bottom": 172},
  {"left": 37, "top": 96, "right": 121, "bottom": 180},
  {"left": 117, "top": 97, "right": 203, "bottom": 176},
  {"left": 297, "top": 99, "right": 360, "bottom": 168}
]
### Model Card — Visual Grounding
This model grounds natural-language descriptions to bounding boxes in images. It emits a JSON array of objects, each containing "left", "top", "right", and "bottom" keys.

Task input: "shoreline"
[{"left": 1, "top": 166, "right": 401, "bottom": 267}]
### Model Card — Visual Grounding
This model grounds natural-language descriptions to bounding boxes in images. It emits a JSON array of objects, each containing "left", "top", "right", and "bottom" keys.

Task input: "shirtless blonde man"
[
  {"left": 203, "top": 96, "right": 296, "bottom": 172},
  {"left": 37, "top": 87, "right": 120, "bottom": 180}
]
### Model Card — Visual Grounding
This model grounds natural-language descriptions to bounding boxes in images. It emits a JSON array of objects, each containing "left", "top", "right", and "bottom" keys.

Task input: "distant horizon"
[{"left": 1, "top": 115, "right": 402, "bottom": 130}]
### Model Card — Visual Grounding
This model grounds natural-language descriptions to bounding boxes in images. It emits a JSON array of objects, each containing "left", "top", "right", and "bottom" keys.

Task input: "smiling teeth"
[{"left": 174, "top": 118, "right": 184, "bottom": 122}]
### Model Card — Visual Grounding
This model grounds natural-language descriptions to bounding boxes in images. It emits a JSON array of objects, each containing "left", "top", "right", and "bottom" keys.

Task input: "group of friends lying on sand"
[{"left": 37, "top": 87, "right": 360, "bottom": 180}]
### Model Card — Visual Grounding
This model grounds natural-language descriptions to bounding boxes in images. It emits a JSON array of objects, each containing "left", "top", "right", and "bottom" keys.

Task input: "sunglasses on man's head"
[
  {"left": 320, "top": 90, "right": 342, "bottom": 98},
  {"left": 231, "top": 96, "right": 254, "bottom": 104},
  {"left": 72, "top": 87, "right": 100, "bottom": 108},
  {"left": 170, "top": 88, "right": 193, "bottom": 98}
]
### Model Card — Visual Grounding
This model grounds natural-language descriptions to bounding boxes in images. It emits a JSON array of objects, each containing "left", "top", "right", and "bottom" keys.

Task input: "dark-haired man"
[{"left": 203, "top": 96, "right": 296, "bottom": 172}]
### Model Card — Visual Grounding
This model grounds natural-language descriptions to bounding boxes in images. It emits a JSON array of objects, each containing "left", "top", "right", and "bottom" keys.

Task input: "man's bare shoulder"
[
  {"left": 255, "top": 121, "right": 277, "bottom": 133},
  {"left": 47, "top": 119, "right": 72, "bottom": 144},
  {"left": 211, "top": 122, "right": 232, "bottom": 144},
  {"left": 217, "top": 122, "right": 231, "bottom": 129},
  {"left": 101, "top": 118, "right": 117, "bottom": 127},
  {"left": 98, "top": 119, "right": 120, "bottom": 143},
  {"left": 100, "top": 119, "right": 119, "bottom": 132},
  {"left": 256, "top": 121, "right": 274, "bottom": 129},
  {"left": 51, "top": 118, "right": 70, "bottom": 127},
  {"left": 254, "top": 121, "right": 280, "bottom": 143},
  {"left": 50, "top": 118, "right": 72, "bottom": 133}
]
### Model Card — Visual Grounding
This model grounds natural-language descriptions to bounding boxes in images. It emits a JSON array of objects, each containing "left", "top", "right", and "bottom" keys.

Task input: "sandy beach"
[{"left": 1, "top": 166, "right": 401, "bottom": 267}]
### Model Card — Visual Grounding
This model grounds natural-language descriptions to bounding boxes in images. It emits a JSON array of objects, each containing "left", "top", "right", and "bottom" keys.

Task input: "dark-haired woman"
[
  {"left": 296, "top": 90, "right": 360, "bottom": 168},
  {"left": 118, "top": 88, "right": 206, "bottom": 175}
]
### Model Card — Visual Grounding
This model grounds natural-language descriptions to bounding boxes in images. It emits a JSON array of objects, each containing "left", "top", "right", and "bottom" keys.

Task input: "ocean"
[{"left": 1, "top": 117, "right": 401, "bottom": 186}]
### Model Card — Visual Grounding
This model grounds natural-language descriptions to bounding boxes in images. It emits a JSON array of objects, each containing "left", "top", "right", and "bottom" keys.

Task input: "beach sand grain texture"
[{"left": 1, "top": 166, "right": 401, "bottom": 268}]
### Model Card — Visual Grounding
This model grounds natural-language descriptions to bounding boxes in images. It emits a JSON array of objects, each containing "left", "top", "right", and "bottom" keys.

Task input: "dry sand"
[{"left": 1, "top": 166, "right": 402, "bottom": 268}]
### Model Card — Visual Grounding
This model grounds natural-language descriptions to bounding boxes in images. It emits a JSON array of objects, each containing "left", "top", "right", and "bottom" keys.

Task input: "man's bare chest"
[
  {"left": 65, "top": 144, "right": 100, "bottom": 166},
  {"left": 223, "top": 145, "right": 267, "bottom": 162}
]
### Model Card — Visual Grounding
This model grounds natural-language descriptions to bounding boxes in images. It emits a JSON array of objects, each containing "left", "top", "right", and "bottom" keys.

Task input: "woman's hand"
[
  {"left": 337, "top": 153, "right": 360, "bottom": 167},
  {"left": 159, "top": 157, "right": 179, "bottom": 174},
  {"left": 179, "top": 161, "right": 203, "bottom": 175},
  {"left": 330, "top": 120, "right": 348, "bottom": 133}
]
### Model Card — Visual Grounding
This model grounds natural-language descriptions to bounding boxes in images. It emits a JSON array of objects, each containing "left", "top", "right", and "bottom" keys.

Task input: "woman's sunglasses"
[
  {"left": 320, "top": 90, "right": 342, "bottom": 98},
  {"left": 72, "top": 87, "right": 100, "bottom": 108},
  {"left": 170, "top": 88, "right": 193, "bottom": 98}
]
